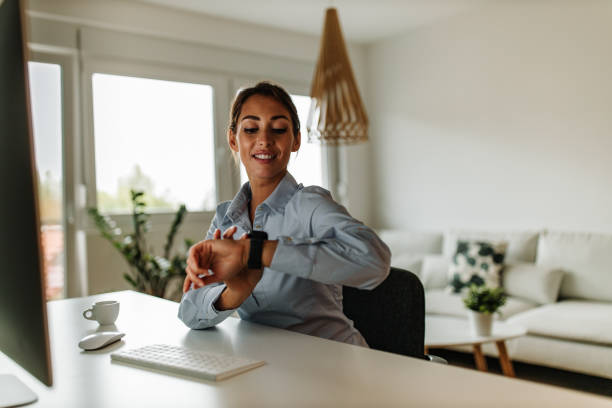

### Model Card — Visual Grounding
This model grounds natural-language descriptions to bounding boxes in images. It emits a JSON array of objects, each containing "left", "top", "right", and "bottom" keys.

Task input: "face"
[{"left": 229, "top": 94, "right": 300, "bottom": 184}]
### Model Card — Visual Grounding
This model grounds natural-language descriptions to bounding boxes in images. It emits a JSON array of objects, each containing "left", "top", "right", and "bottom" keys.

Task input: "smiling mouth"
[{"left": 253, "top": 153, "right": 276, "bottom": 161}]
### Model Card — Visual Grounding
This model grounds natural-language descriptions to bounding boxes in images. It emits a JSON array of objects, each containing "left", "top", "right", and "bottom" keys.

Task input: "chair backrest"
[{"left": 343, "top": 267, "right": 425, "bottom": 359}]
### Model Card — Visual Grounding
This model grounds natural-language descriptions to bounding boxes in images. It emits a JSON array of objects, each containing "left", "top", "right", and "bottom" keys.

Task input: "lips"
[{"left": 252, "top": 152, "right": 277, "bottom": 162}]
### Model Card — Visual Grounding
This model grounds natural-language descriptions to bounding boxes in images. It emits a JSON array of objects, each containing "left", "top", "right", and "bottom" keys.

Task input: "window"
[
  {"left": 91, "top": 73, "right": 217, "bottom": 214},
  {"left": 288, "top": 95, "right": 324, "bottom": 188},
  {"left": 28, "top": 61, "right": 65, "bottom": 300},
  {"left": 240, "top": 94, "right": 325, "bottom": 188}
]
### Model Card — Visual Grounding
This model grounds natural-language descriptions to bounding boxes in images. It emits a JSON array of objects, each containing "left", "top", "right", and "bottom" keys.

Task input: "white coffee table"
[{"left": 425, "top": 315, "right": 527, "bottom": 377}]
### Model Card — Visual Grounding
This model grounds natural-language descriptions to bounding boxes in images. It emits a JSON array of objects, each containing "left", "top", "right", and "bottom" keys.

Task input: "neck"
[{"left": 248, "top": 170, "right": 287, "bottom": 223}]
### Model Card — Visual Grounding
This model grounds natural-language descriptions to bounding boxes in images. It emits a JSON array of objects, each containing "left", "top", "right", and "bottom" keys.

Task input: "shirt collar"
[
  {"left": 224, "top": 172, "right": 300, "bottom": 224},
  {"left": 261, "top": 172, "right": 300, "bottom": 214},
  {"left": 224, "top": 181, "right": 251, "bottom": 225}
]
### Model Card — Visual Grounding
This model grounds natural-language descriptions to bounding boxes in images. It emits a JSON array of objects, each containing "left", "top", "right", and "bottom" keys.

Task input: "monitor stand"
[{"left": 0, "top": 374, "right": 38, "bottom": 407}]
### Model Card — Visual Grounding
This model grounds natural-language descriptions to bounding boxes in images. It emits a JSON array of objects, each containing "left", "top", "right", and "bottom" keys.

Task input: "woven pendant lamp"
[{"left": 307, "top": 8, "right": 368, "bottom": 145}]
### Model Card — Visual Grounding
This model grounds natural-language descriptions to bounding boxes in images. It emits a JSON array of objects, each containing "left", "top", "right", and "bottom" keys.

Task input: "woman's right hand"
[{"left": 182, "top": 226, "right": 264, "bottom": 310}]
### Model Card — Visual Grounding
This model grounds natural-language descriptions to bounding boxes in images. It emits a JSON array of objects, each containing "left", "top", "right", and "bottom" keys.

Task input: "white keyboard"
[{"left": 110, "top": 344, "right": 265, "bottom": 381}]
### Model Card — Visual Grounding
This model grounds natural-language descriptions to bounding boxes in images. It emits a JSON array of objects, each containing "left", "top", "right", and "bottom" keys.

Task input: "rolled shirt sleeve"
[
  {"left": 177, "top": 205, "right": 237, "bottom": 329},
  {"left": 178, "top": 283, "right": 236, "bottom": 329},
  {"left": 268, "top": 188, "right": 391, "bottom": 289}
]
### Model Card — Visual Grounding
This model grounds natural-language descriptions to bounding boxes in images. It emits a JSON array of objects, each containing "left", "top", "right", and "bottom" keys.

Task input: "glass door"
[{"left": 28, "top": 61, "right": 65, "bottom": 300}]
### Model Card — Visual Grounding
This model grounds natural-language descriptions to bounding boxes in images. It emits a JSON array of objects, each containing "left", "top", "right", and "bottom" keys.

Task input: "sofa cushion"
[
  {"left": 390, "top": 253, "right": 425, "bottom": 277},
  {"left": 421, "top": 255, "right": 451, "bottom": 289},
  {"left": 425, "top": 289, "right": 537, "bottom": 320},
  {"left": 502, "top": 263, "right": 565, "bottom": 305},
  {"left": 379, "top": 230, "right": 443, "bottom": 276},
  {"left": 443, "top": 229, "right": 539, "bottom": 263},
  {"left": 507, "top": 300, "right": 612, "bottom": 345},
  {"left": 448, "top": 240, "right": 507, "bottom": 293},
  {"left": 536, "top": 231, "right": 612, "bottom": 302}
]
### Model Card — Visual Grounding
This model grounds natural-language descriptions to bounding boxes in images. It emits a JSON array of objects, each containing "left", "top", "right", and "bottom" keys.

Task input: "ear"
[
  {"left": 292, "top": 131, "right": 301, "bottom": 152},
  {"left": 228, "top": 130, "right": 239, "bottom": 153}
]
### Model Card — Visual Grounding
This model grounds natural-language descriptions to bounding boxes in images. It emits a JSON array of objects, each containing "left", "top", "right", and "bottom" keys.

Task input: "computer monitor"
[{"left": 0, "top": 0, "right": 53, "bottom": 403}]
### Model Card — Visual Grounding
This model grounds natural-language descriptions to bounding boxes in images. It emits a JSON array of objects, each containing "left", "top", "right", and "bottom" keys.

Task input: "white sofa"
[{"left": 379, "top": 229, "right": 612, "bottom": 380}]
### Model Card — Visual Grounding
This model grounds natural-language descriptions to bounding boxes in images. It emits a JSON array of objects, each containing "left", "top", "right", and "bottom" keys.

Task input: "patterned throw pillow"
[{"left": 448, "top": 240, "right": 508, "bottom": 293}]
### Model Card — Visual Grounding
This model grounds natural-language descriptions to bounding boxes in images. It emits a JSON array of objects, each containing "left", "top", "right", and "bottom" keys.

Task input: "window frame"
[
  {"left": 81, "top": 58, "right": 235, "bottom": 229},
  {"left": 28, "top": 48, "right": 79, "bottom": 299}
]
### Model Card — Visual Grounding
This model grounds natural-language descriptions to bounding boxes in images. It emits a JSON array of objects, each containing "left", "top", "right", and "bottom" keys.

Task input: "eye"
[
  {"left": 272, "top": 128, "right": 288, "bottom": 134},
  {"left": 244, "top": 128, "right": 258, "bottom": 134}
]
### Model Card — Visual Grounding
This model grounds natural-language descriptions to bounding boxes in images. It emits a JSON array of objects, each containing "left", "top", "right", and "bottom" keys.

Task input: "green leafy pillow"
[{"left": 448, "top": 240, "right": 508, "bottom": 293}]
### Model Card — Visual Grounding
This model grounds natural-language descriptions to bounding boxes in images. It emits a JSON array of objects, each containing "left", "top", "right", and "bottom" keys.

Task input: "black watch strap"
[{"left": 246, "top": 230, "right": 268, "bottom": 269}]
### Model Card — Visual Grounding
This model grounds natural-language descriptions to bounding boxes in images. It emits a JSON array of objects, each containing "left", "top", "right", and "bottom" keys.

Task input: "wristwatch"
[{"left": 246, "top": 230, "right": 268, "bottom": 269}]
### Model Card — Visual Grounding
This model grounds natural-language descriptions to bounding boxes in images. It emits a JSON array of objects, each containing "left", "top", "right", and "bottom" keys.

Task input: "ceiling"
[{"left": 135, "top": 0, "right": 487, "bottom": 43}]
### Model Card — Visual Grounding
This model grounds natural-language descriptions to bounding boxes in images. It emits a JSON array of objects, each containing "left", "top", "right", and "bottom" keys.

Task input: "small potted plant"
[{"left": 462, "top": 284, "right": 507, "bottom": 337}]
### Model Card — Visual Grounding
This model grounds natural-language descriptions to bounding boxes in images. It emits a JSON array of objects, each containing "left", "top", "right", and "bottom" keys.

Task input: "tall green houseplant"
[{"left": 88, "top": 190, "right": 193, "bottom": 299}]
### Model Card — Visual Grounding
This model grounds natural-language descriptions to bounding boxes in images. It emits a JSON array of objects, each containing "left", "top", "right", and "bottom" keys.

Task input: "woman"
[{"left": 178, "top": 82, "right": 390, "bottom": 346}]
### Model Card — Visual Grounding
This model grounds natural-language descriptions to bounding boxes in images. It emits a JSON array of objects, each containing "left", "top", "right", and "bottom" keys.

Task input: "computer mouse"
[{"left": 78, "top": 331, "right": 125, "bottom": 351}]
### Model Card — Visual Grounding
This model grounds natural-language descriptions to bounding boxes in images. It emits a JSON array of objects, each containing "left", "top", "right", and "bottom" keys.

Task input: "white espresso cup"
[{"left": 82, "top": 300, "right": 120, "bottom": 325}]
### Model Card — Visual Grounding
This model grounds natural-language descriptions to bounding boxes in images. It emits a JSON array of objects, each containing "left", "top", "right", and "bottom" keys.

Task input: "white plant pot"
[{"left": 468, "top": 310, "right": 493, "bottom": 337}]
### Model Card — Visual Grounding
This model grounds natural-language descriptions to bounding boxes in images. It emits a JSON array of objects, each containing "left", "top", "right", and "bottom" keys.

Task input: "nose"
[{"left": 256, "top": 128, "right": 273, "bottom": 146}]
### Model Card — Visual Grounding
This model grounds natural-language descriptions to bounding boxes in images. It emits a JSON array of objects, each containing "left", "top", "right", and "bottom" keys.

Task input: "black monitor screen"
[{"left": 0, "top": 0, "right": 53, "bottom": 386}]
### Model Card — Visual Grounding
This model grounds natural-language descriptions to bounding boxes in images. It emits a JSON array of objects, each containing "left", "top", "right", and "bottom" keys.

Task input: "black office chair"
[{"left": 343, "top": 266, "right": 444, "bottom": 362}]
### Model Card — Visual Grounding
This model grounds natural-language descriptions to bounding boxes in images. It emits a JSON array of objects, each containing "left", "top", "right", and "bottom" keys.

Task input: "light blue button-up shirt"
[{"left": 178, "top": 172, "right": 391, "bottom": 346}]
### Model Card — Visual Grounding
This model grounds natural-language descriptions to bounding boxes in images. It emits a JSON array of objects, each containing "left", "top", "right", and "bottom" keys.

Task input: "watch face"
[{"left": 248, "top": 231, "right": 268, "bottom": 240}]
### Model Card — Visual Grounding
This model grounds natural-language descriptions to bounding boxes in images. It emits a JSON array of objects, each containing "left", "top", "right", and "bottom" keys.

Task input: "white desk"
[{"left": 1, "top": 291, "right": 610, "bottom": 407}]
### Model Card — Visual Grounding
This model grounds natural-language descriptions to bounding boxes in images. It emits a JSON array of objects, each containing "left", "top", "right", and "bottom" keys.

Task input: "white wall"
[
  {"left": 366, "top": 1, "right": 612, "bottom": 233},
  {"left": 27, "top": 0, "right": 371, "bottom": 296}
]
